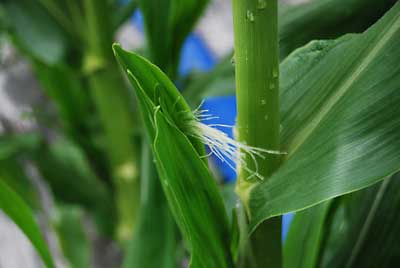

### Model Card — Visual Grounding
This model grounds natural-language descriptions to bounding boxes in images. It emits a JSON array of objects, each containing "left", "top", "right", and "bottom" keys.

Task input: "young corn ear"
[{"left": 188, "top": 107, "right": 285, "bottom": 181}]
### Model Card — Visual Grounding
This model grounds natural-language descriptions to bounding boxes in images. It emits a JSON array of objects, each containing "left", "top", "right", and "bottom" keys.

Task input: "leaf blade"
[
  {"left": 114, "top": 46, "right": 234, "bottom": 268},
  {"left": 284, "top": 202, "right": 331, "bottom": 268},
  {"left": 0, "top": 179, "right": 55, "bottom": 268},
  {"left": 318, "top": 173, "right": 400, "bottom": 268},
  {"left": 248, "top": 2, "right": 400, "bottom": 231}
]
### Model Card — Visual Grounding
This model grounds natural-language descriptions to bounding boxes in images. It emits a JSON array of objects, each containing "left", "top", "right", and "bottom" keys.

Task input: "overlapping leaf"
[
  {"left": 0, "top": 179, "right": 54, "bottom": 268},
  {"left": 279, "top": 0, "right": 396, "bottom": 59},
  {"left": 318, "top": 173, "right": 400, "bottom": 268},
  {"left": 123, "top": 147, "right": 176, "bottom": 268},
  {"left": 114, "top": 45, "right": 234, "bottom": 268},
  {"left": 284, "top": 202, "right": 332, "bottom": 268},
  {"left": 247, "top": 2, "right": 400, "bottom": 231}
]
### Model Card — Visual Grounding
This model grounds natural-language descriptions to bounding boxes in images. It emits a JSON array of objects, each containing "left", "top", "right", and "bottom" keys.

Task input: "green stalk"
[
  {"left": 83, "top": 0, "right": 139, "bottom": 243},
  {"left": 232, "top": 0, "right": 281, "bottom": 267}
]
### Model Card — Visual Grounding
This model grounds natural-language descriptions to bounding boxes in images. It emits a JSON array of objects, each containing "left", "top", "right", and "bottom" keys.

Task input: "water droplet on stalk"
[
  {"left": 272, "top": 69, "right": 278, "bottom": 78},
  {"left": 269, "top": 83, "right": 276, "bottom": 90},
  {"left": 257, "top": 0, "right": 267, "bottom": 10},
  {"left": 231, "top": 55, "right": 235, "bottom": 65},
  {"left": 261, "top": 99, "right": 267, "bottom": 105},
  {"left": 246, "top": 10, "right": 255, "bottom": 22},
  {"left": 264, "top": 115, "right": 269, "bottom": 121}
]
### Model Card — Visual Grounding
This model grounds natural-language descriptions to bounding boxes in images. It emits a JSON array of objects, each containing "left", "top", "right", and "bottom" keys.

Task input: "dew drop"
[
  {"left": 264, "top": 115, "right": 269, "bottom": 121},
  {"left": 231, "top": 55, "right": 235, "bottom": 65},
  {"left": 246, "top": 10, "right": 255, "bottom": 22},
  {"left": 269, "top": 83, "right": 276, "bottom": 90},
  {"left": 235, "top": 201, "right": 241, "bottom": 209},
  {"left": 261, "top": 99, "right": 267, "bottom": 105},
  {"left": 272, "top": 69, "right": 278, "bottom": 78},
  {"left": 257, "top": 0, "right": 267, "bottom": 10}
]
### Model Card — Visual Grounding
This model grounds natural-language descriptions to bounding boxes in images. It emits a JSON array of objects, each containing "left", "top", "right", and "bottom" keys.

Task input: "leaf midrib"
[{"left": 285, "top": 11, "right": 400, "bottom": 158}]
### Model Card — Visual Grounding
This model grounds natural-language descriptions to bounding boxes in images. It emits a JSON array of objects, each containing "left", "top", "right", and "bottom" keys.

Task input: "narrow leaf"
[
  {"left": 53, "top": 206, "right": 91, "bottom": 268},
  {"left": 114, "top": 45, "right": 234, "bottom": 268},
  {"left": 123, "top": 146, "right": 176, "bottom": 268},
  {"left": 153, "top": 110, "right": 234, "bottom": 268},
  {"left": 284, "top": 202, "right": 331, "bottom": 268},
  {"left": 0, "top": 179, "right": 55, "bottom": 268}
]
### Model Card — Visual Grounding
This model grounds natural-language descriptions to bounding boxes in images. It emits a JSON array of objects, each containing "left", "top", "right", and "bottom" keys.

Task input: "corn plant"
[{"left": 0, "top": 0, "right": 399, "bottom": 268}]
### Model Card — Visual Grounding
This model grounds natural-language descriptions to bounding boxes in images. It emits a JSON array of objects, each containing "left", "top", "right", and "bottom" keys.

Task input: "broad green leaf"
[
  {"left": 284, "top": 202, "right": 332, "bottom": 268},
  {"left": 0, "top": 179, "right": 55, "bottom": 268},
  {"left": 247, "top": 3, "right": 400, "bottom": 231},
  {"left": 53, "top": 205, "right": 91, "bottom": 268},
  {"left": 123, "top": 146, "right": 176, "bottom": 268},
  {"left": 279, "top": 0, "right": 396, "bottom": 59},
  {"left": 139, "top": 0, "right": 209, "bottom": 76},
  {"left": 184, "top": 0, "right": 395, "bottom": 105},
  {"left": 114, "top": 45, "right": 234, "bottom": 268},
  {"left": 318, "top": 173, "right": 400, "bottom": 268}
]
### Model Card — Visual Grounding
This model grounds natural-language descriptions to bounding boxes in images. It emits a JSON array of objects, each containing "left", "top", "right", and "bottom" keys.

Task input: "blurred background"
[
  {"left": 1, "top": 0, "right": 394, "bottom": 267},
  {"left": 0, "top": 1, "right": 301, "bottom": 267}
]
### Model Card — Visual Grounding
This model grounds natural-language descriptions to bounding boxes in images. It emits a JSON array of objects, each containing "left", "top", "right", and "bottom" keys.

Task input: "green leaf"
[
  {"left": 247, "top": 2, "right": 400, "bottom": 231},
  {"left": 123, "top": 146, "right": 176, "bottom": 268},
  {"left": 113, "top": 45, "right": 234, "bottom": 268},
  {"left": 153, "top": 109, "right": 234, "bottom": 268},
  {"left": 112, "top": 0, "right": 138, "bottom": 30},
  {"left": 0, "top": 158, "right": 40, "bottom": 209},
  {"left": 33, "top": 63, "right": 90, "bottom": 132},
  {"left": 53, "top": 205, "right": 91, "bottom": 268},
  {"left": 318, "top": 173, "right": 400, "bottom": 268},
  {"left": 279, "top": 0, "right": 396, "bottom": 59},
  {"left": 0, "top": 133, "right": 41, "bottom": 161},
  {"left": 139, "top": 0, "right": 209, "bottom": 76},
  {"left": 0, "top": 179, "right": 55, "bottom": 268},
  {"left": 1, "top": 0, "right": 68, "bottom": 64},
  {"left": 184, "top": 0, "right": 395, "bottom": 105},
  {"left": 284, "top": 202, "right": 332, "bottom": 268},
  {"left": 33, "top": 137, "right": 114, "bottom": 235}
]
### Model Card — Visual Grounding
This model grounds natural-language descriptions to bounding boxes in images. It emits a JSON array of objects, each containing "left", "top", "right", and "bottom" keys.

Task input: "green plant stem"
[
  {"left": 84, "top": 0, "right": 139, "bottom": 244},
  {"left": 232, "top": 0, "right": 281, "bottom": 267}
]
